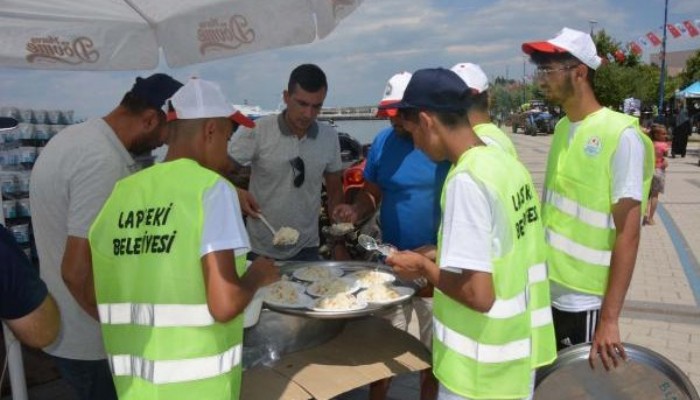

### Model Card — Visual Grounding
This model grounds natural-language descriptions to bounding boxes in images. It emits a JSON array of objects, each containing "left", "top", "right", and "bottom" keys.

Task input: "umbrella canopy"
[
  {"left": 0, "top": 0, "right": 362, "bottom": 70},
  {"left": 677, "top": 81, "right": 700, "bottom": 99}
]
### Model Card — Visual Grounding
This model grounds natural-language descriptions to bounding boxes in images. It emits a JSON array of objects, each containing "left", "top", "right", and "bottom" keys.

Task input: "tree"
[
  {"left": 593, "top": 30, "right": 641, "bottom": 67},
  {"left": 679, "top": 50, "right": 700, "bottom": 87}
]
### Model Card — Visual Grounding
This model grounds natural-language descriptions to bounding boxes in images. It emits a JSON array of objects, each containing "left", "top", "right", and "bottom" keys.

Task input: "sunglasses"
[{"left": 290, "top": 156, "right": 305, "bottom": 187}]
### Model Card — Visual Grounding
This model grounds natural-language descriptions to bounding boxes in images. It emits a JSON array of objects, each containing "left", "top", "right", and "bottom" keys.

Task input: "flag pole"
[{"left": 657, "top": 0, "right": 669, "bottom": 116}]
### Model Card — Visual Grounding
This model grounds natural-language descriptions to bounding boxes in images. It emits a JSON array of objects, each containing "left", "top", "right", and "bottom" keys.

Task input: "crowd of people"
[{"left": 1, "top": 26, "right": 656, "bottom": 400}]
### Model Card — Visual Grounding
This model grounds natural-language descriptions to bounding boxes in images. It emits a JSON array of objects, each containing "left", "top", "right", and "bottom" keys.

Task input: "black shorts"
[{"left": 552, "top": 308, "right": 601, "bottom": 351}]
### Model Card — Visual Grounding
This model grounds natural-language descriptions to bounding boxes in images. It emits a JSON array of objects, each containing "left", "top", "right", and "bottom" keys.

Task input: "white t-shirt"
[
  {"left": 30, "top": 118, "right": 137, "bottom": 360},
  {"left": 550, "top": 123, "right": 645, "bottom": 312},
  {"left": 439, "top": 173, "right": 510, "bottom": 274},
  {"left": 200, "top": 179, "right": 250, "bottom": 258}
]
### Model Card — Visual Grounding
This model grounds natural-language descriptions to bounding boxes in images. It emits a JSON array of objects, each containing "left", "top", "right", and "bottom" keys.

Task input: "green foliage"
[
  {"left": 592, "top": 29, "right": 641, "bottom": 67},
  {"left": 490, "top": 30, "right": 686, "bottom": 114},
  {"left": 594, "top": 62, "right": 661, "bottom": 107},
  {"left": 490, "top": 80, "right": 539, "bottom": 115},
  {"left": 679, "top": 50, "right": 700, "bottom": 87}
]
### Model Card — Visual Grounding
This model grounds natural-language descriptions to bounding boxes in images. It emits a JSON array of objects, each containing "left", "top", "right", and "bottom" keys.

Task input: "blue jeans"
[{"left": 50, "top": 356, "right": 117, "bottom": 400}]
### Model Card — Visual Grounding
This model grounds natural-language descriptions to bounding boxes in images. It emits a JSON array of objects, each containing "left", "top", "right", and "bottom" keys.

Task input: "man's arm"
[
  {"left": 324, "top": 171, "right": 344, "bottom": 217},
  {"left": 61, "top": 236, "right": 99, "bottom": 320},
  {"left": 5, "top": 294, "right": 60, "bottom": 348},
  {"left": 201, "top": 251, "right": 278, "bottom": 322},
  {"left": 386, "top": 251, "right": 495, "bottom": 313},
  {"left": 324, "top": 171, "right": 352, "bottom": 260},
  {"left": 332, "top": 180, "right": 382, "bottom": 225},
  {"left": 589, "top": 198, "right": 641, "bottom": 370}
]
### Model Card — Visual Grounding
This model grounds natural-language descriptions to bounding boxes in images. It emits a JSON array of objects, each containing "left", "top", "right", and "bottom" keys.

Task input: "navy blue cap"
[
  {"left": 130, "top": 73, "right": 183, "bottom": 110},
  {"left": 380, "top": 68, "right": 472, "bottom": 112},
  {"left": 0, "top": 117, "right": 18, "bottom": 130}
]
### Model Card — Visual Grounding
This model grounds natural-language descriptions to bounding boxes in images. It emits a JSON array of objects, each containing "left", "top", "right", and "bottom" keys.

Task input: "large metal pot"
[
  {"left": 535, "top": 343, "right": 699, "bottom": 399},
  {"left": 242, "top": 309, "right": 345, "bottom": 369}
]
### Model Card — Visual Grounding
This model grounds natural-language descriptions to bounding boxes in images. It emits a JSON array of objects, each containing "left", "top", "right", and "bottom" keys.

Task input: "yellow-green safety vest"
[
  {"left": 89, "top": 158, "right": 247, "bottom": 400},
  {"left": 542, "top": 108, "right": 654, "bottom": 295},
  {"left": 433, "top": 146, "right": 556, "bottom": 399},
  {"left": 473, "top": 122, "right": 518, "bottom": 159}
]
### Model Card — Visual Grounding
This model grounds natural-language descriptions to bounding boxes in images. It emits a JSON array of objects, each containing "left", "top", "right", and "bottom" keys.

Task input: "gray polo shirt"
[{"left": 229, "top": 113, "right": 342, "bottom": 259}]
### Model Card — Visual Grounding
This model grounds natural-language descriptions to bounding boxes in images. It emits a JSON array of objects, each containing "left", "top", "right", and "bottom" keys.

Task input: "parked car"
[{"left": 510, "top": 100, "right": 558, "bottom": 136}]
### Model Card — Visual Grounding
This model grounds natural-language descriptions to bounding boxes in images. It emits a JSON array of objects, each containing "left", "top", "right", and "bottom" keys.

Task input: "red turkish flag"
[
  {"left": 683, "top": 20, "right": 699, "bottom": 37},
  {"left": 629, "top": 42, "right": 642, "bottom": 55},
  {"left": 646, "top": 32, "right": 662, "bottom": 46},
  {"left": 667, "top": 24, "right": 681, "bottom": 38},
  {"left": 614, "top": 49, "right": 626, "bottom": 63},
  {"left": 676, "top": 23, "right": 688, "bottom": 36}
]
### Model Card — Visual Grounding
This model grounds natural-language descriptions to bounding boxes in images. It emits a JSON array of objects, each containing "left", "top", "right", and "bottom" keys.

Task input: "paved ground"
[
  {"left": 339, "top": 131, "right": 700, "bottom": 400},
  {"left": 3, "top": 130, "right": 699, "bottom": 399}
]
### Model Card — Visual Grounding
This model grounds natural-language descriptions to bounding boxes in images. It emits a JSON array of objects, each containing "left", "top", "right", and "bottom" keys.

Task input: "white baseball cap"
[
  {"left": 522, "top": 27, "right": 602, "bottom": 70},
  {"left": 165, "top": 77, "right": 255, "bottom": 128},
  {"left": 450, "top": 63, "right": 489, "bottom": 94},
  {"left": 377, "top": 71, "right": 412, "bottom": 117}
]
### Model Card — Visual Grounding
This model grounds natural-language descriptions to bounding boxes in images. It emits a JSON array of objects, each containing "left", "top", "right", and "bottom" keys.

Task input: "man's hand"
[
  {"left": 588, "top": 318, "right": 627, "bottom": 371},
  {"left": 413, "top": 245, "right": 437, "bottom": 261},
  {"left": 332, "top": 204, "right": 359, "bottom": 224},
  {"left": 236, "top": 187, "right": 260, "bottom": 217},
  {"left": 245, "top": 256, "right": 280, "bottom": 289},
  {"left": 386, "top": 250, "right": 428, "bottom": 281}
]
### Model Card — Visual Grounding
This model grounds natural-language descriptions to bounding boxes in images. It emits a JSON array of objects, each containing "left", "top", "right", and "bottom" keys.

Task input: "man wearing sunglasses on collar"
[
  {"left": 522, "top": 27, "right": 654, "bottom": 371},
  {"left": 229, "top": 64, "right": 346, "bottom": 261}
]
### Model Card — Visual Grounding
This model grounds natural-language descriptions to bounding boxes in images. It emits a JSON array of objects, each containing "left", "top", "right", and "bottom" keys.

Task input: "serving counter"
[{"left": 241, "top": 316, "right": 431, "bottom": 400}]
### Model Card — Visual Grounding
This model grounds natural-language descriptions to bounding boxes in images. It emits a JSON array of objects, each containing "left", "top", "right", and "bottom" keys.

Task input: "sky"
[{"left": 1, "top": 0, "right": 699, "bottom": 120}]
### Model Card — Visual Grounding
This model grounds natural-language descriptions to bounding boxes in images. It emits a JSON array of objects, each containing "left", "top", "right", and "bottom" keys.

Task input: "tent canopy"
[
  {"left": 677, "top": 81, "right": 700, "bottom": 98},
  {"left": 0, "top": 0, "right": 362, "bottom": 70}
]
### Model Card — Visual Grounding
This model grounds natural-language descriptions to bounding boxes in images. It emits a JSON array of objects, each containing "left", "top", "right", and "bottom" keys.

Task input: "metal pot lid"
[{"left": 535, "top": 343, "right": 699, "bottom": 400}]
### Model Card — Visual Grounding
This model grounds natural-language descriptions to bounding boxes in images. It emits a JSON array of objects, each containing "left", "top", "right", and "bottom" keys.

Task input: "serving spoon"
[
  {"left": 358, "top": 234, "right": 427, "bottom": 289},
  {"left": 258, "top": 213, "right": 299, "bottom": 246},
  {"left": 258, "top": 214, "right": 278, "bottom": 237},
  {"left": 358, "top": 234, "right": 395, "bottom": 257}
]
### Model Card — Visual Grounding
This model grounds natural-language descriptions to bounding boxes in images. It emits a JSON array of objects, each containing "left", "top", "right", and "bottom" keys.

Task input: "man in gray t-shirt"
[
  {"left": 30, "top": 74, "right": 181, "bottom": 400},
  {"left": 230, "top": 64, "right": 345, "bottom": 260}
]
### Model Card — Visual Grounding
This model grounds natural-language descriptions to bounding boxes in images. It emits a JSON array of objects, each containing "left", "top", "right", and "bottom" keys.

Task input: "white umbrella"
[{"left": 0, "top": 0, "right": 362, "bottom": 70}]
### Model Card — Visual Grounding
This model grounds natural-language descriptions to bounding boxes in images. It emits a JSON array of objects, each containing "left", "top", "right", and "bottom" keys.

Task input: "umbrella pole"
[
  {"left": 657, "top": 0, "right": 669, "bottom": 114},
  {"left": 2, "top": 323, "right": 28, "bottom": 400}
]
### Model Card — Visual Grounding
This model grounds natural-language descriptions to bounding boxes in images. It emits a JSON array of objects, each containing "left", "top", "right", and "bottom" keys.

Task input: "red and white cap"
[
  {"left": 450, "top": 63, "right": 489, "bottom": 94},
  {"left": 522, "top": 27, "right": 602, "bottom": 70},
  {"left": 377, "top": 71, "right": 412, "bottom": 118},
  {"left": 165, "top": 77, "right": 255, "bottom": 128}
]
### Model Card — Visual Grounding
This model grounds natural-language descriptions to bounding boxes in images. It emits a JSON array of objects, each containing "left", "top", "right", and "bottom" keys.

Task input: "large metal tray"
[
  {"left": 243, "top": 309, "right": 345, "bottom": 368},
  {"left": 266, "top": 260, "right": 414, "bottom": 319},
  {"left": 535, "top": 343, "right": 699, "bottom": 399}
]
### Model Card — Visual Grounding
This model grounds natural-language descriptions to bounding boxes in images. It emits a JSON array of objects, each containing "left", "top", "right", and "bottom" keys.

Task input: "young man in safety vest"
[
  {"left": 450, "top": 62, "right": 518, "bottom": 158},
  {"left": 88, "top": 78, "right": 279, "bottom": 399},
  {"left": 333, "top": 71, "right": 445, "bottom": 400},
  {"left": 522, "top": 28, "right": 654, "bottom": 370},
  {"left": 385, "top": 68, "right": 556, "bottom": 400}
]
